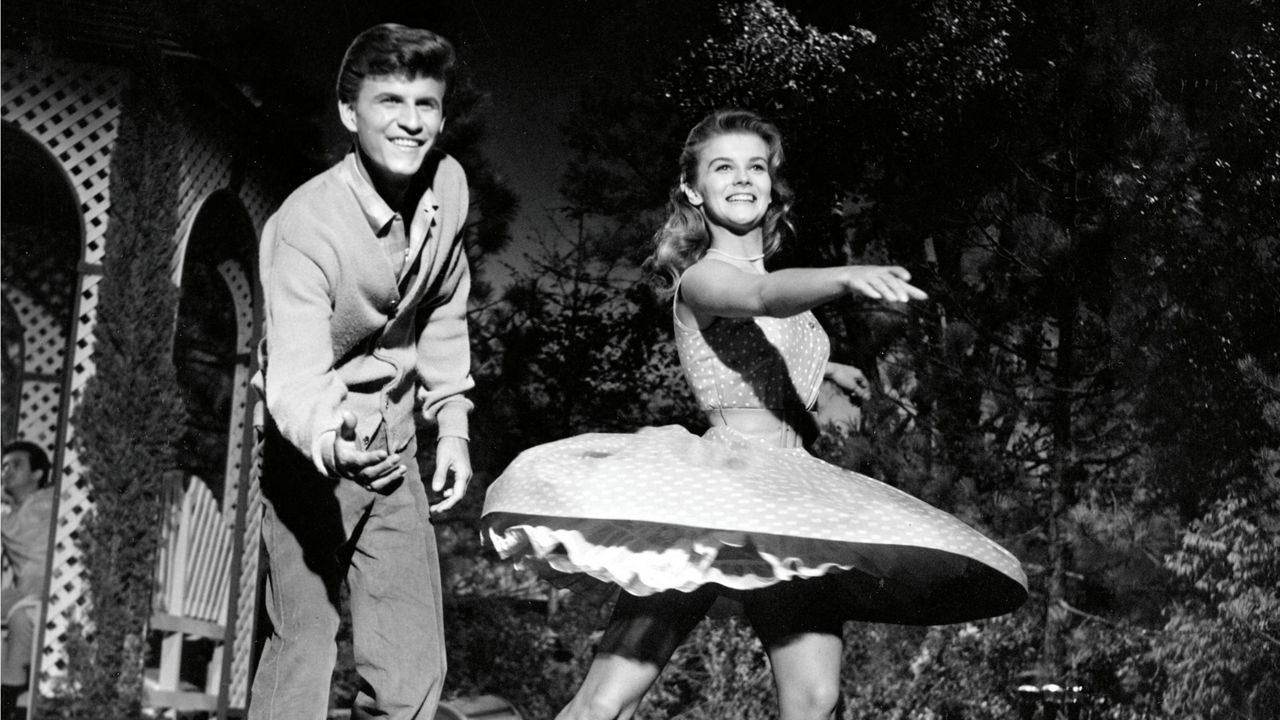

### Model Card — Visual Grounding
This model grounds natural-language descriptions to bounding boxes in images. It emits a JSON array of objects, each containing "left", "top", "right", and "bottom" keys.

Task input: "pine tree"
[{"left": 54, "top": 47, "right": 186, "bottom": 720}]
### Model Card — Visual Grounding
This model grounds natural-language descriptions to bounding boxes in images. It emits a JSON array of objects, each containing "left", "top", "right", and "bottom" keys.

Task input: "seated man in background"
[{"left": 1, "top": 441, "right": 54, "bottom": 720}]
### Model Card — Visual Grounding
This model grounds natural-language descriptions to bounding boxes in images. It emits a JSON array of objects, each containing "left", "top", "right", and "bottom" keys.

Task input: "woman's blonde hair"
[{"left": 645, "top": 109, "right": 795, "bottom": 297}]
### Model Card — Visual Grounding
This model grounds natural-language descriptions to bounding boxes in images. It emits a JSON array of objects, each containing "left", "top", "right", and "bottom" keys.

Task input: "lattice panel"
[
  {"left": 216, "top": 258, "right": 260, "bottom": 710},
  {"left": 2, "top": 51, "right": 125, "bottom": 270},
  {"left": 228, "top": 438, "right": 261, "bottom": 708},
  {"left": 2, "top": 51, "right": 125, "bottom": 694},
  {"left": 5, "top": 49, "right": 288, "bottom": 705},
  {"left": 6, "top": 285, "right": 67, "bottom": 450},
  {"left": 215, "top": 260, "right": 254, "bottom": 511},
  {"left": 39, "top": 274, "right": 101, "bottom": 693},
  {"left": 4, "top": 286, "right": 69, "bottom": 377},
  {"left": 239, "top": 174, "right": 277, "bottom": 235},
  {"left": 3, "top": 285, "right": 66, "bottom": 456},
  {"left": 1, "top": 227, "right": 79, "bottom": 328},
  {"left": 177, "top": 132, "right": 234, "bottom": 236},
  {"left": 16, "top": 381, "right": 61, "bottom": 452}
]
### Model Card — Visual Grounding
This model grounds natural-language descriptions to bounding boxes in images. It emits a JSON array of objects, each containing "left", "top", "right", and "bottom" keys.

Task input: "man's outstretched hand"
[{"left": 331, "top": 411, "right": 405, "bottom": 492}]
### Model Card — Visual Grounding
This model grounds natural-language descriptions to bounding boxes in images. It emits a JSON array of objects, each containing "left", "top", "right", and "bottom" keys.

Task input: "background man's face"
[
  {"left": 2, "top": 450, "right": 42, "bottom": 498},
  {"left": 340, "top": 74, "right": 446, "bottom": 188}
]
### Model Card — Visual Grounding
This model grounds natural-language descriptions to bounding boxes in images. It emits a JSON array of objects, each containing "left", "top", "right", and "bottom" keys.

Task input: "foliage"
[
  {"left": 630, "top": 610, "right": 1042, "bottom": 720},
  {"left": 441, "top": 593, "right": 603, "bottom": 720},
  {"left": 470, "top": 225, "right": 701, "bottom": 475},
  {"left": 53, "top": 47, "right": 186, "bottom": 720},
  {"left": 840, "top": 615, "right": 1040, "bottom": 719},
  {"left": 1123, "top": 15, "right": 1280, "bottom": 514},
  {"left": 438, "top": 75, "right": 520, "bottom": 303},
  {"left": 1153, "top": 361, "right": 1280, "bottom": 719},
  {"left": 641, "top": 617, "right": 775, "bottom": 720},
  {"left": 661, "top": 0, "right": 878, "bottom": 264},
  {"left": 668, "top": 0, "right": 875, "bottom": 121},
  {"left": 557, "top": 82, "right": 683, "bottom": 253},
  {"left": 448, "top": 0, "right": 1280, "bottom": 715},
  {"left": 655, "top": 0, "right": 1277, "bottom": 681},
  {"left": 329, "top": 585, "right": 604, "bottom": 720}
]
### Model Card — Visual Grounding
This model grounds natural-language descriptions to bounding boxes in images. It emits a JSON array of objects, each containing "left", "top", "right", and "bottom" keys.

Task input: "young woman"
[{"left": 482, "top": 109, "right": 1027, "bottom": 720}]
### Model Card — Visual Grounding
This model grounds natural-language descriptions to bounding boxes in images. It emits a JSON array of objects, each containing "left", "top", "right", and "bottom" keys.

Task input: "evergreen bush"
[{"left": 49, "top": 47, "right": 186, "bottom": 720}]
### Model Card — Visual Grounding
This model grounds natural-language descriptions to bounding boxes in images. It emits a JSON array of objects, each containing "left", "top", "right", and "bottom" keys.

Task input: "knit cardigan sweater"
[{"left": 255, "top": 150, "right": 473, "bottom": 475}]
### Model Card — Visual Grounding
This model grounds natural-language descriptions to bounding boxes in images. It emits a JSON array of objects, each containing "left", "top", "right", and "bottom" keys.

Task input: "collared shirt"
[
  {"left": 348, "top": 151, "right": 441, "bottom": 285},
  {"left": 2, "top": 486, "right": 54, "bottom": 595}
]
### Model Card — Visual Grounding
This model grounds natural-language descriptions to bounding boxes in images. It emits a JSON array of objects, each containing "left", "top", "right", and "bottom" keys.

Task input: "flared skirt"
[{"left": 482, "top": 425, "right": 1027, "bottom": 625}]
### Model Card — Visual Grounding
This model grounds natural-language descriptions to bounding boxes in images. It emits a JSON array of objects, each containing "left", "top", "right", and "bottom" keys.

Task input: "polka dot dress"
[
  {"left": 677, "top": 310, "right": 829, "bottom": 414},
  {"left": 482, "top": 308, "right": 1028, "bottom": 625}
]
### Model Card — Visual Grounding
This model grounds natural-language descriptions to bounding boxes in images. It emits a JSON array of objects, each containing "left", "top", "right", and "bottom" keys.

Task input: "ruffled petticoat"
[{"left": 482, "top": 425, "right": 1027, "bottom": 625}]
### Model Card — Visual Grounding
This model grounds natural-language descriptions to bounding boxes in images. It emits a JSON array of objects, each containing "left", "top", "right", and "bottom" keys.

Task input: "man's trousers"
[{"left": 248, "top": 422, "right": 445, "bottom": 720}]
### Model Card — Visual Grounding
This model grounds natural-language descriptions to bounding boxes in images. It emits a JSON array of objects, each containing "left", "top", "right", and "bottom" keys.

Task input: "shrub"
[{"left": 51, "top": 46, "right": 185, "bottom": 720}]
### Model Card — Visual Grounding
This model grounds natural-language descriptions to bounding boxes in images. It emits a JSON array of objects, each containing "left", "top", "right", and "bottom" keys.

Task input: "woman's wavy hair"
[{"left": 645, "top": 109, "right": 795, "bottom": 297}]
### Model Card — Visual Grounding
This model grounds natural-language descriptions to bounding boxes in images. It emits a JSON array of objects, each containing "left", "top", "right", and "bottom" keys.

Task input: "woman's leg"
[
  {"left": 744, "top": 579, "right": 845, "bottom": 720},
  {"left": 558, "top": 586, "right": 717, "bottom": 720},
  {"left": 761, "top": 632, "right": 843, "bottom": 720}
]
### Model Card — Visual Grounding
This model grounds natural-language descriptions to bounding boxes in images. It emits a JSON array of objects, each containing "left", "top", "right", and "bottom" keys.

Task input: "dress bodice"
[{"left": 674, "top": 308, "right": 830, "bottom": 414}]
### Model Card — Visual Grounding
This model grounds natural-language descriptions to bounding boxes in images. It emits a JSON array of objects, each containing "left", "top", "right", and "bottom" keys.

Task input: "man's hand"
[
  {"left": 331, "top": 411, "right": 405, "bottom": 492},
  {"left": 430, "top": 436, "right": 472, "bottom": 513}
]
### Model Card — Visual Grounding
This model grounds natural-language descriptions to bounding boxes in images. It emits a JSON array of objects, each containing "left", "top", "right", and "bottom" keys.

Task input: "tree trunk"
[{"left": 1043, "top": 292, "right": 1077, "bottom": 674}]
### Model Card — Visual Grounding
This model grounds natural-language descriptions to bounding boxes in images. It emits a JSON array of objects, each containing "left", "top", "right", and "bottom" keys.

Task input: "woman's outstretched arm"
[{"left": 680, "top": 259, "right": 927, "bottom": 321}]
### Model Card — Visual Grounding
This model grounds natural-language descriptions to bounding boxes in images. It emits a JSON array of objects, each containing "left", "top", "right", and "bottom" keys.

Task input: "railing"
[{"left": 145, "top": 473, "right": 234, "bottom": 713}]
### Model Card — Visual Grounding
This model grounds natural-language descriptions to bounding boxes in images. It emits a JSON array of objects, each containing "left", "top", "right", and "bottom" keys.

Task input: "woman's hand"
[
  {"left": 681, "top": 259, "right": 929, "bottom": 323},
  {"left": 843, "top": 266, "right": 928, "bottom": 303},
  {"left": 825, "top": 362, "right": 872, "bottom": 400}
]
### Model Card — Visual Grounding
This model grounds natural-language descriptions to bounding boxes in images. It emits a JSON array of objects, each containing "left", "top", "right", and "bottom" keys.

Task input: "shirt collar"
[{"left": 342, "top": 151, "right": 441, "bottom": 236}]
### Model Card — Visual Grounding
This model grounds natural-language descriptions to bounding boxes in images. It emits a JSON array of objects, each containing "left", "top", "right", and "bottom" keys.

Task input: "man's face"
[
  {"left": 340, "top": 74, "right": 447, "bottom": 189},
  {"left": 2, "top": 450, "right": 43, "bottom": 498}
]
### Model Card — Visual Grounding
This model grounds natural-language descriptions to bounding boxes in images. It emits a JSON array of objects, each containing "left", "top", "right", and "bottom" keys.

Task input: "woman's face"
[{"left": 686, "top": 132, "right": 772, "bottom": 235}]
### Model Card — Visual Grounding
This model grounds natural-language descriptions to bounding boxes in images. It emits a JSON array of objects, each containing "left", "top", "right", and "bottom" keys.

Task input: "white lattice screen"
[
  {"left": 217, "top": 261, "right": 254, "bottom": 522},
  {"left": 217, "top": 259, "right": 260, "bottom": 709},
  {"left": 4, "top": 48, "right": 277, "bottom": 711},
  {"left": 2, "top": 49, "right": 126, "bottom": 694},
  {"left": 239, "top": 174, "right": 277, "bottom": 234},
  {"left": 176, "top": 123, "right": 266, "bottom": 712},
  {"left": 3, "top": 287, "right": 66, "bottom": 452}
]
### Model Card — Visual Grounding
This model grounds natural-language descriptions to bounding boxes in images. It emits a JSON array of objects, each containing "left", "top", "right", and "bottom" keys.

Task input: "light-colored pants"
[
  {"left": 2, "top": 593, "right": 40, "bottom": 688},
  {"left": 248, "top": 424, "right": 445, "bottom": 720}
]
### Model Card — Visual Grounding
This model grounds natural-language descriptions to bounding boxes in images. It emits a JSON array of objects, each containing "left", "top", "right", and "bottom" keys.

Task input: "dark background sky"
[{"left": 186, "top": 0, "right": 704, "bottom": 273}]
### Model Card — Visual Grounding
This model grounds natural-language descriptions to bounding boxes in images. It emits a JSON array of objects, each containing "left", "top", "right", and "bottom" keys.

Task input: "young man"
[
  {"left": 2, "top": 440, "right": 55, "bottom": 720},
  {"left": 249, "top": 24, "right": 474, "bottom": 720}
]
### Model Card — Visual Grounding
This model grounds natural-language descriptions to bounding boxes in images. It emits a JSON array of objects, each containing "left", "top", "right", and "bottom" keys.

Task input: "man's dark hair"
[
  {"left": 3, "top": 439, "right": 51, "bottom": 488},
  {"left": 336, "top": 23, "right": 457, "bottom": 107}
]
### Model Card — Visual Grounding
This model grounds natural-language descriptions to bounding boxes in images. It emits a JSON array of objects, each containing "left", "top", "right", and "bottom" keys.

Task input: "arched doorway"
[
  {"left": 173, "top": 191, "right": 257, "bottom": 503},
  {"left": 149, "top": 190, "right": 260, "bottom": 712},
  {"left": 0, "top": 121, "right": 83, "bottom": 711},
  {"left": 1, "top": 123, "right": 82, "bottom": 452},
  {"left": 2, "top": 298, "right": 24, "bottom": 444}
]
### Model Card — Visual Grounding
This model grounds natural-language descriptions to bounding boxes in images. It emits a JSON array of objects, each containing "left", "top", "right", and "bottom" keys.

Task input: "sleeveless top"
[{"left": 673, "top": 291, "right": 830, "bottom": 414}]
